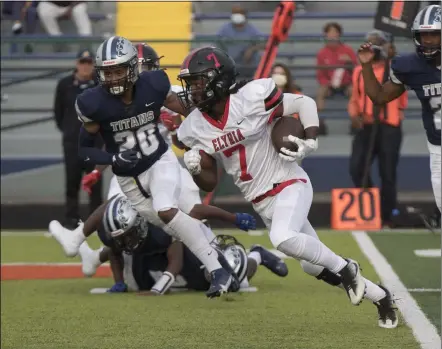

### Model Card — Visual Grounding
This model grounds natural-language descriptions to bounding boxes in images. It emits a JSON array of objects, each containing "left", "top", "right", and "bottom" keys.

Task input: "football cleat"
[
  {"left": 49, "top": 220, "right": 85, "bottom": 257},
  {"left": 79, "top": 243, "right": 102, "bottom": 277},
  {"left": 374, "top": 285, "right": 398, "bottom": 329},
  {"left": 250, "top": 245, "right": 288, "bottom": 277},
  {"left": 206, "top": 268, "right": 233, "bottom": 298},
  {"left": 339, "top": 259, "right": 366, "bottom": 306}
]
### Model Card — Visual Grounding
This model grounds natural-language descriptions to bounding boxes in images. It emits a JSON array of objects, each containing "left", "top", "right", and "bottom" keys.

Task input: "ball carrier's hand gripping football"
[
  {"left": 254, "top": 1, "right": 296, "bottom": 79},
  {"left": 203, "top": 1, "right": 296, "bottom": 206}
]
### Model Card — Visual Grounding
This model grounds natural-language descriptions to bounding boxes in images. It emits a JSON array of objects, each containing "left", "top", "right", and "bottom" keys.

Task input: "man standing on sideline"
[
  {"left": 54, "top": 49, "right": 102, "bottom": 229},
  {"left": 347, "top": 30, "right": 407, "bottom": 227}
]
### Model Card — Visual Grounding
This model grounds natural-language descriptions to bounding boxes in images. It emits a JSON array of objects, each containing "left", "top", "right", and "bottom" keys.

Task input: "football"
[{"left": 271, "top": 117, "right": 305, "bottom": 153}]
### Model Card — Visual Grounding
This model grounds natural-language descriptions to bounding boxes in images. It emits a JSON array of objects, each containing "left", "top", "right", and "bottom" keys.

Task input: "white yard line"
[
  {"left": 408, "top": 288, "right": 441, "bottom": 293},
  {"left": 352, "top": 231, "right": 441, "bottom": 349}
]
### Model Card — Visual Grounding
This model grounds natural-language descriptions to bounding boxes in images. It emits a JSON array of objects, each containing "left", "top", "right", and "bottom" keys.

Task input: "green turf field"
[{"left": 1, "top": 230, "right": 440, "bottom": 349}]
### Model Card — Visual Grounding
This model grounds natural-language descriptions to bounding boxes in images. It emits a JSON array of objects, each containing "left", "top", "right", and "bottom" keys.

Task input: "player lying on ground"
[
  {"left": 51, "top": 36, "right": 238, "bottom": 298},
  {"left": 78, "top": 194, "right": 288, "bottom": 294},
  {"left": 175, "top": 46, "right": 398, "bottom": 328},
  {"left": 359, "top": 4, "right": 441, "bottom": 212}
]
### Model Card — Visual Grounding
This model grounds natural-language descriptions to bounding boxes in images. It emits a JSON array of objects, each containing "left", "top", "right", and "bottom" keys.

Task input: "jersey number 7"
[
  {"left": 223, "top": 144, "right": 253, "bottom": 181},
  {"left": 114, "top": 124, "right": 159, "bottom": 156}
]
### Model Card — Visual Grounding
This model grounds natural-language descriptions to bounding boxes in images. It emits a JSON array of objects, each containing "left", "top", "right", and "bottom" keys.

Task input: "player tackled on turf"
[
  {"left": 78, "top": 195, "right": 288, "bottom": 294},
  {"left": 49, "top": 36, "right": 237, "bottom": 298},
  {"left": 175, "top": 46, "right": 397, "bottom": 328}
]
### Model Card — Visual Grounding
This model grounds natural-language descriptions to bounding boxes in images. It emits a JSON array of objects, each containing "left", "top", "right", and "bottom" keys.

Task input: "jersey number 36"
[{"left": 114, "top": 123, "right": 159, "bottom": 156}]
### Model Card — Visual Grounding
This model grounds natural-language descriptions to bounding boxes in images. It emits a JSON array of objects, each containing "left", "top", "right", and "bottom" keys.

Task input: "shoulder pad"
[
  {"left": 75, "top": 87, "right": 102, "bottom": 123},
  {"left": 139, "top": 70, "right": 171, "bottom": 98},
  {"left": 239, "top": 78, "right": 283, "bottom": 115},
  {"left": 391, "top": 53, "right": 418, "bottom": 75}
]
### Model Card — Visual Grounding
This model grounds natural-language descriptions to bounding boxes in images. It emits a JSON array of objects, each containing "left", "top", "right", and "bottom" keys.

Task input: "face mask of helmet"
[
  {"left": 110, "top": 220, "right": 149, "bottom": 254},
  {"left": 231, "top": 13, "right": 246, "bottom": 25},
  {"left": 413, "top": 31, "right": 441, "bottom": 59},
  {"left": 271, "top": 73, "right": 287, "bottom": 88},
  {"left": 97, "top": 59, "right": 138, "bottom": 95}
]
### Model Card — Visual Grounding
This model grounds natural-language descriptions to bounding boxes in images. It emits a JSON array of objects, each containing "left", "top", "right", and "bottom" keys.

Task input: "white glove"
[
  {"left": 184, "top": 149, "right": 202, "bottom": 175},
  {"left": 279, "top": 136, "right": 318, "bottom": 162}
]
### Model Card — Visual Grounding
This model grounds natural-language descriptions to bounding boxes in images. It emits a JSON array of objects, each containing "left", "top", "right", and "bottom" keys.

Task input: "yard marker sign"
[{"left": 331, "top": 188, "right": 381, "bottom": 231}]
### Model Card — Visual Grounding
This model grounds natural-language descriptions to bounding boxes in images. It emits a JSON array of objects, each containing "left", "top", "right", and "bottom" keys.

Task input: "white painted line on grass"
[
  {"left": 353, "top": 231, "right": 441, "bottom": 349},
  {"left": 408, "top": 288, "right": 441, "bottom": 293},
  {"left": 414, "top": 249, "right": 441, "bottom": 258}
]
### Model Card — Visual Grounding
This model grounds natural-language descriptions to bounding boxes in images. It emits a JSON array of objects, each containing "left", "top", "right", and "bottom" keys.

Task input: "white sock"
[
  {"left": 363, "top": 278, "right": 386, "bottom": 302},
  {"left": 278, "top": 234, "right": 347, "bottom": 274},
  {"left": 165, "top": 210, "right": 222, "bottom": 273},
  {"left": 248, "top": 251, "right": 262, "bottom": 265}
]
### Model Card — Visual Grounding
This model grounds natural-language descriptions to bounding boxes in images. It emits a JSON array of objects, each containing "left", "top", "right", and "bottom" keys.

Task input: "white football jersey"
[
  {"left": 177, "top": 78, "right": 308, "bottom": 202},
  {"left": 159, "top": 84, "right": 183, "bottom": 146}
]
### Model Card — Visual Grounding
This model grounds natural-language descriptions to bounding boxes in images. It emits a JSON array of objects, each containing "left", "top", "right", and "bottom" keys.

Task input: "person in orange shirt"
[{"left": 348, "top": 30, "right": 407, "bottom": 227}]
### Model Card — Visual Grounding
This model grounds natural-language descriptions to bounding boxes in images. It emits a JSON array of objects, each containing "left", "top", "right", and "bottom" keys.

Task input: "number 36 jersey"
[
  {"left": 177, "top": 78, "right": 308, "bottom": 202},
  {"left": 390, "top": 53, "right": 441, "bottom": 146},
  {"left": 75, "top": 70, "right": 171, "bottom": 177}
]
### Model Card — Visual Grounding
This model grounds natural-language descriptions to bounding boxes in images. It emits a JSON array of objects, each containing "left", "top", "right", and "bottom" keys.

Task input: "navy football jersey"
[
  {"left": 390, "top": 53, "right": 441, "bottom": 146},
  {"left": 132, "top": 225, "right": 209, "bottom": 291},
  {"left": 75, "top": 70, "right": 171, "bottom": 176}
]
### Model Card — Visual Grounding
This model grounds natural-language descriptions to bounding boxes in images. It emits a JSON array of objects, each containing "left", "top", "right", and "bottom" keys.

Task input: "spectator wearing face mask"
[
  {"left": 216, "top": 4, "right": 265, "bottom": 68},
  {"left": 348, "top": 30, "right": 407, "bottom": 227},
  {"left": 316, "top": 22, "right": 358, "bottom": 112},
  {"left": 271, "top": 63, "right": 302, "bottom": 93}
]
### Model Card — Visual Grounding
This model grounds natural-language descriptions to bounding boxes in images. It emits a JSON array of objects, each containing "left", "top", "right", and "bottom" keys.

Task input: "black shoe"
[
  {"left": 339, "top": 259, "right": 366, "bottom": 306},
  {"left": 63, "top": 218, "right": 80, "bottom": 230},
  {"left": 374, "top": 285, "right": 398, "bottom": 329},
  {"left": 250, "top": 245, "right": 288, "bottom": 277},
  {"left": 206, "top": 268, "right": 233, "bottom": 298}
]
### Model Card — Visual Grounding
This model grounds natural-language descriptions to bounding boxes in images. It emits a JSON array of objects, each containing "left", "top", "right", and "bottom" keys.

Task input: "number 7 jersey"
[
  {"left": 177, "top": 78, "right": 308, "bottom": 202},
  {"left": 75, "top": 70, "right": 171, "bottom": 177}
]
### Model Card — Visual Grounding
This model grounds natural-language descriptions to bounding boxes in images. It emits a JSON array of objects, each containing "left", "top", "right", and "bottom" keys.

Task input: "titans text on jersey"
[
  {"left": 76, "top": 70, "right": 171, "bottom": 176},
  {"left": 390, "top": 53, "right": 441, "bottom": 146}
]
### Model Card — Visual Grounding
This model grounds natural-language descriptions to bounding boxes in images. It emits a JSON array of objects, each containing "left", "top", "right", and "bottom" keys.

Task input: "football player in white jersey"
[{"left": 176, "top": 46, "right": 398, "bottom": 328}]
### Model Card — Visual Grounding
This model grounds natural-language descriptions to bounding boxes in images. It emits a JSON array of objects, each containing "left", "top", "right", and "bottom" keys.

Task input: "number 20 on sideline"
[{"left": 331, "top": 188, "right": 381, "bottom": 231}]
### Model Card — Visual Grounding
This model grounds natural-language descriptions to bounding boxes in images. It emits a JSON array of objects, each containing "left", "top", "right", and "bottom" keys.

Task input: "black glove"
[{"left": 112, "top": 150, "right": 141, "bottom": 171}]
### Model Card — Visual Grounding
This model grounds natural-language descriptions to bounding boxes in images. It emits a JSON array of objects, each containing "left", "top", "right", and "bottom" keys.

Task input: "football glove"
[
  {"left": 279, "top": 136, "right": 318, "bottom": 162},
  {"left": 107, "top": 281, "right": 128, "bottom": 293},
  {"left": 113, "top": 150, "right": 141, "bottom": 171},
  {"left": 235, "top": 213, "right": 257, "bottom": 231},
  {"left": 82, "top": 170, "right": 101, "bottom": 194},
  {"left": 184, "top": 149, "right": 202, "bottom": 175},
  {"left": 160, "top": 110, "right": 180, "bottom": 134}
]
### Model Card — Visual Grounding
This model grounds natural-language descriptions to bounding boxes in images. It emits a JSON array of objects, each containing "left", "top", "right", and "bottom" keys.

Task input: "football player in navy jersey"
[
  {"left": 77, "top": 195, "right": 288, "bottom": 295},
  {"left": 358, "top": 5, "right": 441, "bottom": 212},
  {"left": 49, "top": 36, "right": 236, "bottom": 298}
]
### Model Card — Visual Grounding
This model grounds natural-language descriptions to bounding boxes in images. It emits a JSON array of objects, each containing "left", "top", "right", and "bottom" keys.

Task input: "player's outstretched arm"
[
  {"left": 108, "top": 247, "right": 125, "bottom": 284},
  {"left": 189, "top": 204, "right": 257, "bottom": 231},
  {"left": 164, "top": 91, "right": 192, "bottom": 117},
  {"left": 358, "top": 43, "right": 405, "bottom": 104}
]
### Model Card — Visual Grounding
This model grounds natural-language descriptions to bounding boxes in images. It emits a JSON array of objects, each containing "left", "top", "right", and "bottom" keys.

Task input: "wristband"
[
  {"left": 151, "top": 271, "right": 175, "bottom": 295},
  {"left": 169, "top": 130, "right": 177, "bottom": 136}
]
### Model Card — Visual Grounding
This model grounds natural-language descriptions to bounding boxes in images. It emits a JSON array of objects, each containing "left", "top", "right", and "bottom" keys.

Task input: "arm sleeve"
[
  {"left": 389, "top": 57, "right": 406, "bottom": 86},
  {"left": 151, "top": 70, "right": 172, "bottom": 101},
  {"left": 282, "top": 94, "right": 319, "bottom": 129},
  {"left": 53, "top": 79, "right": 64, "bottom": 131},
  {"left": 75, "top": 95, "right": 94, "bottom": 123},
  {"left": 242, "top": 78, "right": 284, "bottom": 125}
]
